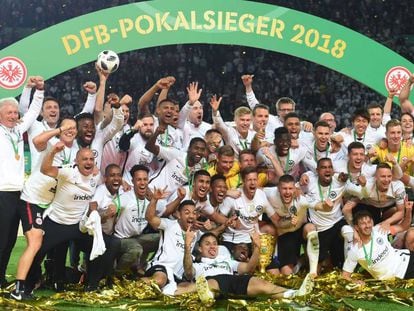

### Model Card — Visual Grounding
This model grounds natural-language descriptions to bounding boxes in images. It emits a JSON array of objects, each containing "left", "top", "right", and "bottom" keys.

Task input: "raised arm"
[
  {"left": 183, "top": 226, "right": 196, "bottom": 280},
  {"left": 33, "top": 122, "right": 75, "bottom": 152},
  {"left": 210, "top": 95, "right": 232, "bottom": 143},
  {"left": 178, "top": 82, "right": 202, "bottom": 129},
  {"left": 94, "top": 64, "right": 109, "bottom": 124},
  {"left": 19, "top": 76, "right": 37, "bottom": 114},
  {"left": 237, "top": 231, "right": 260, "bottom": 274},
  {"left": 40, "top": 141, "right": 65, "bottom": 178},
  {"left": 399, "top": 73, "right": 414, "bottom": 114},
  {"left": 241, "top": 74, "right": 259, "bottom": 110},
  {"left": 79, "top": 81, "right": 97, "bottom": 116},
  {"left": 138, "top": 76, "right": 175, "bottom": 115},
  {"left": 19, "top": 77, "right": 44, "bottom": 133},
  {"left": 145, "top": 125, "right": 164, "bottom": 156}
]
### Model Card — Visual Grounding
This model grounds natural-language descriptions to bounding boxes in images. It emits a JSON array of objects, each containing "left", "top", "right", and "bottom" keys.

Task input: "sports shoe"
[
  {"left": 295, "top": 273, "right": 314, "bottom": 297},
  {"left": 196, "top": 275, "right": 214, "bottom": 304},
  {"left": 9, "top": 290, "right": 34, "bottom": 301}
]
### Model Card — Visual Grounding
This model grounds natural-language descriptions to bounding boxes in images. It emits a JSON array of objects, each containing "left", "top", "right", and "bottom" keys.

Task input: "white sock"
[
  {"left": 282, "top": 289, "right": 297, "bottom": 298},
  {"left": 306, "top": 231, "right": 319, "bottom": 275}
]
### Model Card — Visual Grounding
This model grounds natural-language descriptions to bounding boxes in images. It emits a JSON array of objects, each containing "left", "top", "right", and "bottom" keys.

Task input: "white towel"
[{"left": 79, "top": 210, "right": 106, "bottom": 261}]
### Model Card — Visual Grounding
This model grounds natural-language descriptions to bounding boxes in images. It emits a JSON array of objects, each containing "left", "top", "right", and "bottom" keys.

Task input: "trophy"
[{"left": 258, "top": 234, "right": 276, "bottom": 273}]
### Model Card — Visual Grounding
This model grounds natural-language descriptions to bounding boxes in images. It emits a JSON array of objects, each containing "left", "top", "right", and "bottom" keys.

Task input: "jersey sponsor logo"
[
  {"left": 239, "top": 214, "right": 259, "bottom": 222},
  {"left": 171, "top": 171, "right": 186, "bottom": 185},
  {"left": 371, "top": 245, "right": 389, "bottom": 265},
  {"left": 73, "top": 194, "right": 93, "bottom": 200}
]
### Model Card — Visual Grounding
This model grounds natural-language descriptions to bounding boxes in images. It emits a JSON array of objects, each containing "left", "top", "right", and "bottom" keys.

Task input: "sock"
[
  {"left": 282, "top": 289, "right": 296, "bottom": 298},
  {"left": 306, "top": 231, "right": 319, "bottom": 275}
]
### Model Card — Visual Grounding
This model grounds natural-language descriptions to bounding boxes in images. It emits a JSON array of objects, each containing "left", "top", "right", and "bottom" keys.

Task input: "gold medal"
[{"left": 15, "top": 154, "right": 20, "bottom": 160}]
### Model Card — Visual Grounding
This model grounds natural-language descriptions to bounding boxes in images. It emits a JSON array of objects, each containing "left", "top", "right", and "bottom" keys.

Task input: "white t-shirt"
[
  {"left": 147, "top": 218, "right": 199, "bottom": 278},
  {"left": 256, "top": 145, "right": 311, "bottom": 180},
  {"left": 219, "top": 188, "right": 275, "bottom": 243},
  {"left": 334, "top": 161, "right": 376, "bottom": 183},
  {"left": 114, "top": 191, "right": 165, "bottom": 239},
  {"left": 302, "top": 172, "right": 346, "bottom": 232},
  {"left": 346, "top": 179, "right": 406, "bottom": 208},
  {"left": 343, "top": 226, "right": 410, "bottom": 280},
  {"left": 167, "top": 185, "right": 215, "bottom": 216},
  {"left": 263, "top": 187, "right": 312, "bottom": 235},
  {"left": 149, "top": 146, "right": 206, "bottom": 194},
  {"left": 45, "top": 166, "right": 99, "bottom": 225},
  {"left": 193, "top": 256, "right": 240, "bottom": 278}
]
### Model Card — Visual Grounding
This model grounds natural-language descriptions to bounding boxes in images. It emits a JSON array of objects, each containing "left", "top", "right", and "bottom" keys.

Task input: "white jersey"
[
  {"left": 152, "top": 118, "right": 183, "bottom": 150},
  {"left": 302, "top": 172, "right": 346, "bottom": 232},
  {"left": 346, "top": 179, "right": 406, "bottom": 208},
  {"left": 303, "top": 142, "right": 347, "bottom": 172},
  {"left": 0, "top": 90, "right": 43, "bottom": 191},
  {"left": 92, "top": 184, "right": 118, "bottom": 235},
  {"left": 27, "top": 120, "right": 58, "bottom": 170},
  {"left": 193, "top": 256, "right": 240, "bottom": 278},
  {"left": 213, "top": 111, "right": 256, "bottom": 157},
  {"left": 21, "top": 142, "right": 76, "bottom": 206},
  {"left": 147, "top": 218, "right": 199, "bottom": 277},
  {"left": 168, "top": 185, "right": 214, "bottom": 216},
  {"left": 256, "top": 145, "right": 311, "bottom": 180},
  {"left": 122, "top": 133, "right": 155, "bottom": 185},
  {"left": 219, "top": 188, "right": 275, "bottom": 244},
  {"left": 343, "top": 226, "right": 410, "bottom": 280},
  {"left": 149, "top": 146, "right": 205, "bottom": 194},
  {"left": 365, "top": 124, "right": 387, "bottom": 151},
  {"left": 100, "top": 123, "right": 131, "bottom": 176},
  {"left": 264, "top": 187, "right": 312, "bottom": 235},
  {"left": 341, "top": 129, "right": 373, "bottom": 150},
  {"left": 114, "top": 191, "right": 165, "bottom": 239},
  {"left": 87, "top": 107, "right": 124, "bottom": 170},
  {"left": 45, "top": 166, "right": 99, "bottom": 225},
  {"left": 333, "top": 161, "right": 376, "bottom": 183}
]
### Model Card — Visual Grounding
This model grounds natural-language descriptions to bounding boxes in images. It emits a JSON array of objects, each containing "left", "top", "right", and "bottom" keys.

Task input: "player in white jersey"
[
  {"left": 119, "top": 114, "right": 155, "bottom": 185},
  {"left": 219, "top": 167, "right": 278, "bottom": 253},
  {"left": 113, "top": 165, "right": 163, "bottom": 275},
  {"left": 74, "top": 99, "right": 124, "bottom": 170},
  {"left": 11, "top": 119, "right": 77, "bottom": 300},
  {"left": 211, "top": 95, "right": 256, "bottom": 157},
  {"left": 23, "top": 147, "right": 109, "bottom": 296},
  {"left": 303, "top": 121, "right": 347, "bottom": 173},
  {"left": 166, "top": 170, "right": 230, "bottom": 230},
  {"left": 333, "top": 142, "right": 377, "bottom": 181},
  {"left": 100, "top": 98, "right": 133, "bottom": 176},
  {"left": 283, "top": 112, "right": 314, "bottom": 147},
  {"left": 146, "top": 125, "right": 207, "bottom": 195},
  {"left": 300, "top": 158, "right": 349, "bottom": 270},
  {"left": 343, "top": 208, "right": 414, "bottom": 283},
  {"left": 178, "top": 82, "right": 211, "bottom": 150},
  {"left": 257, "top": 127, "right": 312, "bottom": 181},
  {"left": 144, "top": 196, "right": 200, "bottom": 296},
  {"left": 364, "top": 94, "right": 393, "bottom": 149},
  {"left": 175, "top": 231, "right": 314, "bottom": 303},
  {"left": 264, "top": 175, "right": 320, "bottom": 275},
  {"left": 0, "top": 77, "right": 44, "bottom": 289},
  {"left": 337, "top": 109, "right": 372, "bottom": 149},
  {"left": 342, "top": 163, "right": 406, "bottom": 226}
]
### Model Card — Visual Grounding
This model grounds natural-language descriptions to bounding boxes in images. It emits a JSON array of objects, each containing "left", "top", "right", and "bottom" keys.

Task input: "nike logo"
[{"left": 10, "top": 292, "right": 22, "bottom": 301}]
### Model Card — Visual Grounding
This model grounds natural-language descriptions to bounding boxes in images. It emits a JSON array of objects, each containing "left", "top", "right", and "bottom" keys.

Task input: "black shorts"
[
  {"left": 144, "top": 264, "right": 184, "bottom": 283},
  {"left": 318, "top": 218, "right": 347, "bottom": 267},
  {"left": 403, "top": 251, "right": 414, "bottom": 279},
  {"left": 206, "top": 274, "right": 251, "bottom": 296},
  {"left": 19, "top": 202, "right": 45, "bottom": 233},
  {"left": 353, "top": 203, "right": 394, "bottom": 225},
  {"left": 278, "top": 226, "right": 305, "bottom": 267}
]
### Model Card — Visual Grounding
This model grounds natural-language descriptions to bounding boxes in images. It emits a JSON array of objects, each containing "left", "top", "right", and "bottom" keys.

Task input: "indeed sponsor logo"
[{"left": 73, "top": 194, "right": 93, "bottom": 200}]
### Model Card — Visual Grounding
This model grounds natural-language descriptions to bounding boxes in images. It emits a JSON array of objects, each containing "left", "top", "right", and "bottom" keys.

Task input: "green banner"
[{"left": 0, "top": 0, "right": 413, "bottom": 100}]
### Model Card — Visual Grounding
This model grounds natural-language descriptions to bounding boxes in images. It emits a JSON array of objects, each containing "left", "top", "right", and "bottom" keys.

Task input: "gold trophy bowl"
[{"left": 258, "top": 234, "right": 276, "bottom": 273}]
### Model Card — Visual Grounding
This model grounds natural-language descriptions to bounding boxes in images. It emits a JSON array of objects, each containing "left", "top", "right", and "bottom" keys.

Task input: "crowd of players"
[{"left": 1, "top": 66, "right": 414, "bottom": 303}]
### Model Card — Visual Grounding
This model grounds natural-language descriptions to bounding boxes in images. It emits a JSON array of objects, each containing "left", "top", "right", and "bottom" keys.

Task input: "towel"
[{"left": 79, "top": 210, "right": 106, "bottom": 260}]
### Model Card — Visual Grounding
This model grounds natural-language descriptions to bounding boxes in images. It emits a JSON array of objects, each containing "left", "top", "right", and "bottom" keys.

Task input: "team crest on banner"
[
  {"left": 0, "top": 56, "right": 27, "bottom": 90},
  {"left": 385, "top": 66, "right": 411, "bottom": 95}
]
